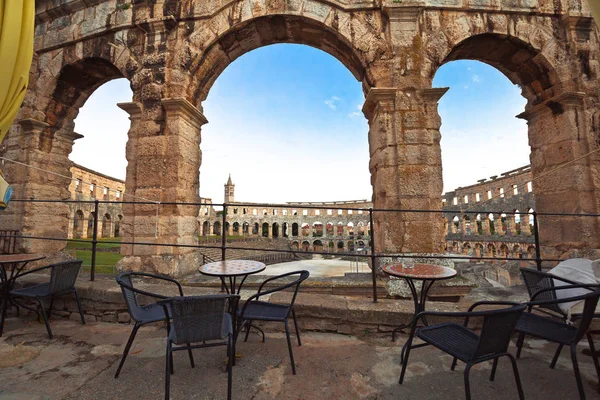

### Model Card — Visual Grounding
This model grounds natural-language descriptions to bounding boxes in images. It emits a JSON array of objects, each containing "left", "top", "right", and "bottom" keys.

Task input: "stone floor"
[{"left": 0, "top": 317, "right": 599, "bottom": 400}]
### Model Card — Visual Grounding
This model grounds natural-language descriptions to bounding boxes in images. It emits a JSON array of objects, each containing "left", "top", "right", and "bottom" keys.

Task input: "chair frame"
[
  {"left": 159, "top": 295, "right": 239, "bottom": 400},
  {"left": 399, "top": 302, "right": 527, "bottom": 400},
  {"left": 513, "top": 284, "right": 600, "bottom": 400},
  {"left": 10, "top": 260, "right": 85, "bottom": 339},
  {"left": 114, "top": 272, "right": 184, "bottom": 379},
  {"left": 236, "top": 270, "right": 309, "bottom": 375}
]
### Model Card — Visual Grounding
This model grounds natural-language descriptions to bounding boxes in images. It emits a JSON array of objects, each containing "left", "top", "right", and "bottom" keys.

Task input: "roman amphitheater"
[
  {"left": 1, "top": 0, "right": 599, "bottom": 276},
  {"left": 65, "top": 163, "right": 536, "bottom": 260}
]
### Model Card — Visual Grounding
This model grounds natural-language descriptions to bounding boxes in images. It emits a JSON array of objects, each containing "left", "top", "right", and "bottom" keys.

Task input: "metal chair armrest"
[{"left": 530, "top": 284, "right": 599, "bottom": 302}]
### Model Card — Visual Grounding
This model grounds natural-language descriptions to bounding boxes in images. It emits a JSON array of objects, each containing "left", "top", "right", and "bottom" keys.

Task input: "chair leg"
[
  {"left": 285, "top": 321, "right": 296, "bottom": 375},
  {"left": 550, "top": 344, "right": 564, "bottom": 369},
  {"left": 47, "top": 298, "right": 54, "bottom": 320},
  {"left": 464, "top": 363, "right": 472, "bottom": 400},
  {"left": 186, "top": 344, "right": 195, "bottom": 368},
  {"left": 227, "top": 334, "right": 233, "bottom": 400},
  {"left": 169, "top": 344, "right": 174, "bottom": 375},
  {"left": 506, "top": 354, "right": 525, "bottom": 400},
  {"left": 244, "top": 320, "right": 252, "bottom": 342},
  {"left": 399, "top": 338, "right": 414, "bottom": 384},
  {"left": 451, "top": 357, "right": 458, "bottom": 371},
  {"left": 165, "top": 341, "right": 171, "bottom": 400},
  {"left": 516, "top": 332, "right": 526, "bottom": 359},
  {"left": 114, "top": 323, "right": 141, "bottom": 378},
  {"left": 570, "top": 345, "right": 587, "bottom": 400},
  {"left": 490, "top": 358, "right": 498, "bottom": 381},
  {"left": 35, "top": 297, "right": 52, "bottom": 339},
  {"left": 73, "top": 289, "right": 85, "bottom": 325},
  {"left": 292, "top": 309, "right": 301, "bottom": 346},
  {"left": 0, "top": 294, "right": 8, "bottom": 337},
  {"left": 586, "top": 333, "right": 600, "bottom": 382}
]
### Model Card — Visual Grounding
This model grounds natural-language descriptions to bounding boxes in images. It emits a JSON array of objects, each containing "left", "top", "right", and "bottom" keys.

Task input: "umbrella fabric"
[{"left": 0, "top": 0, "right": 35, "bottom": 142}]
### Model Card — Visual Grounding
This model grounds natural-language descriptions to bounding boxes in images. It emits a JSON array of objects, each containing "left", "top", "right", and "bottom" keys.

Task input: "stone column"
[
  {"left": 460, "top": 219, "right": 469, "bottom": 235},
  {"left": 506, "top": 217, "right": 516, "bottom": 236},
  {"left": 481, "top": 218, "right": 491, "bottom": 236},
  {"left": 267, "top": 224, "right": 273, "bottom": 238},
  {"left": 522, "top": 216, "right": 532, "bottom": 236},
  {"left": 117, "top": 98, "right": 206, "bottom": 276},
  {"left": 519, "top": 90, "right": 600, "bottom": 258},
  {"left": 363, "top": 86, "right": 446, "bottom": 255},
  {"left": 494, "top": 218, "right": 504, "bottom": 236},
  {"left": 0, "top": 119, "right": 81, "bottom": 253},
  {"left": 227, "top": 223, "right": 233, "bottom": 236}
]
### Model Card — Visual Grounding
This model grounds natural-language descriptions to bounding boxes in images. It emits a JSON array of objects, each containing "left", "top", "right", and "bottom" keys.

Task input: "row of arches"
[
  {"left": 445, "top": 209, "right": 535, "bottom": 237},
  {"left": 291, "top": 240, "right": 367, "bottom": 253},
  {"left": 200, "top": 221, "right": 370, "bottom": 238},
  {"left": 71, "top": 210, "right": 123, "bottom": 239},
  {"left": 446, "top": 241, "right": 536, "bottom": 259}
]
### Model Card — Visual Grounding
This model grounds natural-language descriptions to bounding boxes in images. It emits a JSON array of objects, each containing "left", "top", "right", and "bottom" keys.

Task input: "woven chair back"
[
  {"left": 49, "top": 261, "right": 82, "bottom": 295},
  {"left": 520, "top": 269, "right": 564, "bottom": 316},
  {"left": 117, "top": 273, "right": 144, "bottom": 321},
  {"left": 169, "top": 295, "right": 235, "bottom": 345},
  {"left": 473, "top": 304, "right": 527, "bottom": 360}
]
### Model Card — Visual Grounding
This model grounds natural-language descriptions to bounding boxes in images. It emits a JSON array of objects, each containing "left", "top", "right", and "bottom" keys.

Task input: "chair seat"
[
  {"left": 238, "top": 301, "right": 289, "bottom": 321},
  {"left": 417, "top": 323, "right": 480, "bottom": 362},
  {"left": 168, "top": 313, "right": 232, "bottom": 345},
  {"left": 515, "top": 312, "right": 577, "bottom": 344},
  {"left": 10, "top": 283, "right": 52, "bottom": 297},
  {"left": 133, "top": 303, "right": 172, "bottom": 324}
]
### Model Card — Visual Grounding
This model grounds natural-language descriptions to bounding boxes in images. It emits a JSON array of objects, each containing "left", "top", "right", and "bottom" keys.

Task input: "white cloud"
[
  {"left": 348, "top": 111, "right": 361, "bottom": 118},
  {"left": 472, "top": 74, "right": 481, "bottom": 83},
  {"left": 324, "top": 96, "right": 340, "bottom": 110}
]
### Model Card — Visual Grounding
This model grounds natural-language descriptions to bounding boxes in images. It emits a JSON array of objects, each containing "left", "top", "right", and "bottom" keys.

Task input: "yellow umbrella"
[{"left": 0, "top": 0, "right": 35, "bottom": 142}]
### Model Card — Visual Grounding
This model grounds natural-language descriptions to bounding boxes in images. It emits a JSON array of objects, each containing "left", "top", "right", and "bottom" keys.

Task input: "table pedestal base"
[{"left": 392, "top": 278, "right": 436, "bottom": 342}]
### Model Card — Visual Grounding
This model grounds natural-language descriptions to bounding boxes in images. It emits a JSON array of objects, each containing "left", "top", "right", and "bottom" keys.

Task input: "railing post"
[
  {"left": 221, "top": 203, "right": 227, "bottom": 261},
  {"left": 91, "top": 199, "right": 99, "bottom": 281},
  {"left": 532, "top": 211, "right": 542, "bottom": 271},
  {"left": 369, "top": 208, "right": 377, "bottom": 302}
]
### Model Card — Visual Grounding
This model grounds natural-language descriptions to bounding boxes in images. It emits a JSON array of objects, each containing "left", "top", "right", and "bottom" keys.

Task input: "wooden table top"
[{"left": 0, "top": 254, "right": 46, "bottom": 265}]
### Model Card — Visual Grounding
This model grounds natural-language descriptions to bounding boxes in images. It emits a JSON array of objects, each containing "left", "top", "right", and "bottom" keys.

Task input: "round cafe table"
[
  {"left": 382, "top": 263, "right": 457, "bottom": 342},
  {"left": 199, "top": 259, "right": 266, "bottom": 295},
  {"left": 0, "top": 253, "right": 46, "bottom": 336}
]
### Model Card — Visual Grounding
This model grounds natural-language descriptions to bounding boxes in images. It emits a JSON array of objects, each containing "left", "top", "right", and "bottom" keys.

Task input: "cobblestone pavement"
[{"left": 0, "top": 317, "right": 598, "bottom": 400}]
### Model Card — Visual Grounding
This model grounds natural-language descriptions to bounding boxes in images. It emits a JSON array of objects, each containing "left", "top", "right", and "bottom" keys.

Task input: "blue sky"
[{"left": 72, "top": 44, "right": 530, "bottom": 204}]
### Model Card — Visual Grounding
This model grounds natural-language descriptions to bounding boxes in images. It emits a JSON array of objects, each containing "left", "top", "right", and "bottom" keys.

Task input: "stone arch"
[
  {"left": 292, "top": 241, "right": 299, "bottom": 250},
  {"left": 302, "top": 241, "right": 310, "bottom": 252},
  {"left": 73, "top": 210, "right": 85, "bottom": 239},
  {"left": 213, "top": 221, "right": 222, "bottom": 235},
  {"left": 87, "top": 212, "right": 95, "bottom": 239},
  {"left": 313, "top": 240, "right": 323, "bottom": 252},
  {"left": 202, "top": 221, "right": 211, "bottom": 236},
  {"left": 487, "top": 243, "right": 497, "bottom": 258},
  {"left": 185, "top": 7, "right": 390, "bottom": 103},
  {"left": 114, "top": 214, "right": 123, "bottom": 237},
  {"left": 253, "top": 222, "right": 260, "bottom": 235},
  {"left": 337, "top": 241, "right": 345, "bottom": 251},
  {"left": 262, "top": 222, "right": 269, "bottom": 237},
  {"left": 272, "top": 222, "right": 279, "bottom": 238},
  {"left": 428, "top": 32, "right": 560, "bottom": 106},
  {"left": 102, "top": 213, "right": 112, "bottom": 238},
  {"left": 301, "top": 223, "right": 310, "bottom": 237},
  {"left": 513, "top": 244, "right": 522, "bottom": 259},
  {"left": 313, "top": 221, "right": 323, "bottom": 237},
  {"left": 292, "top": 223, "right": 299, "bottom": 237},
  {"left": 233, "top": 222, "right": 241, "bottom": 234}
]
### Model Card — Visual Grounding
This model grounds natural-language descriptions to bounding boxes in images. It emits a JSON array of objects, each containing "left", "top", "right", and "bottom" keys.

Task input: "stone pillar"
[
  {"left": 117, "top": 98, "right": 206, "bottom": 276},
  {"left": 481, "top": 218, "right": 491, "bottom": 235},
  {"left": 460, "top": 219, "right": 469, "bottom": 235},
  {"left": 227, "top": 223, "right": 233, "bottom": 236},
  {"left": 363, "top": 86, "right": 446, "bottom": 255},
  {"left": 494, "top": 218, "right": 504, "bottom": 236},
  {"left": 0, "top": 119, "right": 81, "bottom": 253},
  {"left": 267, "top": 224, "right": 273, "bottom": 238},
  {"left": 522, "top": 216, "right": 532, "bottom": 236},
  {"left": 519, "top": 90, "right": 600, "bottom": 258},
  {"left": 506, "top": 217, "right": 516, "bottom": 236}
]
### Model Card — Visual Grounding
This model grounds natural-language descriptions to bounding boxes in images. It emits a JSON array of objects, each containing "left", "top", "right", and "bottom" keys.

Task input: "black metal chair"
[
  {"left": 514, "top": 284, "right": 600, "bottom": 400},
  {"left": 159, "top": 295, "right": 238, "bottom": 400},
  {"left": 236, "top": 270, "right": 310, "bottom": 375},
  {"left": 114, "top": 272, "right": 185, "bottom": 378},
  {"left": 10, "top": 260, "right": 85, "bottom": 339},
  {"left": 399, "top": 303, "right": 527, "bottom": 400}
]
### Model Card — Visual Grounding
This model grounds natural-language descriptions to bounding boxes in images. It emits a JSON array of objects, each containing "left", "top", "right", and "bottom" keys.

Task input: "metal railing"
[{"left": 3, "top": 198, "right": 600, "bottom": 303}]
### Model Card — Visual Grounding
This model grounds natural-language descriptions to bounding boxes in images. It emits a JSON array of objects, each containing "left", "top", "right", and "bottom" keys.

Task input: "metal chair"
[
  {"left": 399, "top": 303, "right": 527, "bottom": 400},
  {"left": 514, "top": 284, "right": 600, "bottom": 400},
  {"left": 114, "top": 272, "right": 184, "bottom": 378},
  {"left": 10, "top": 260, "right": 85, "bottom": 339},
  {"left": 236, "top": 270, "right": 310, "bottom": 375},
  {"left": 159, "top": 295, "right": 239, "bottom": 400}
]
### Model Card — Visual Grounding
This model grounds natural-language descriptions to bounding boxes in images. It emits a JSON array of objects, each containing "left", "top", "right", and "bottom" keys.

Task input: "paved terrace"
[{"left": 1, "top": 317, "right": 599, "bottom": 400}]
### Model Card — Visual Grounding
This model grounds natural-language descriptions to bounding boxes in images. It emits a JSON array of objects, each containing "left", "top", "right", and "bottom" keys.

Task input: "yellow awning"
[
  {"left": 590, "top": 0, "right": 600, "bottom": 27},
  {"left": 0, "top": 0, "right": 35, "bottom": 142}
]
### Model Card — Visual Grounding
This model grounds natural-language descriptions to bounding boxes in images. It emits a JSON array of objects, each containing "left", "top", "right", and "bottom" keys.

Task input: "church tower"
[{"left": 224, "top": 174, "right": 234, "bottom": 203}]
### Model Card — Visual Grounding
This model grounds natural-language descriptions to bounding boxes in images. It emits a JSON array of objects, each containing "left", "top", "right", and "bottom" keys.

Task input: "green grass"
[
  {"left": 75, "top": 250, "right": 123, "bottom": 268},
  {"left": 65, "top": 237, "right": 122, "bottom": 250}
]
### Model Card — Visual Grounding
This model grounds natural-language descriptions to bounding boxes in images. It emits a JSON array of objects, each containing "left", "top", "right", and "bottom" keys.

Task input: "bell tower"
[{"left": 224, "top": 174, "right": 234, "bottom": 203}]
